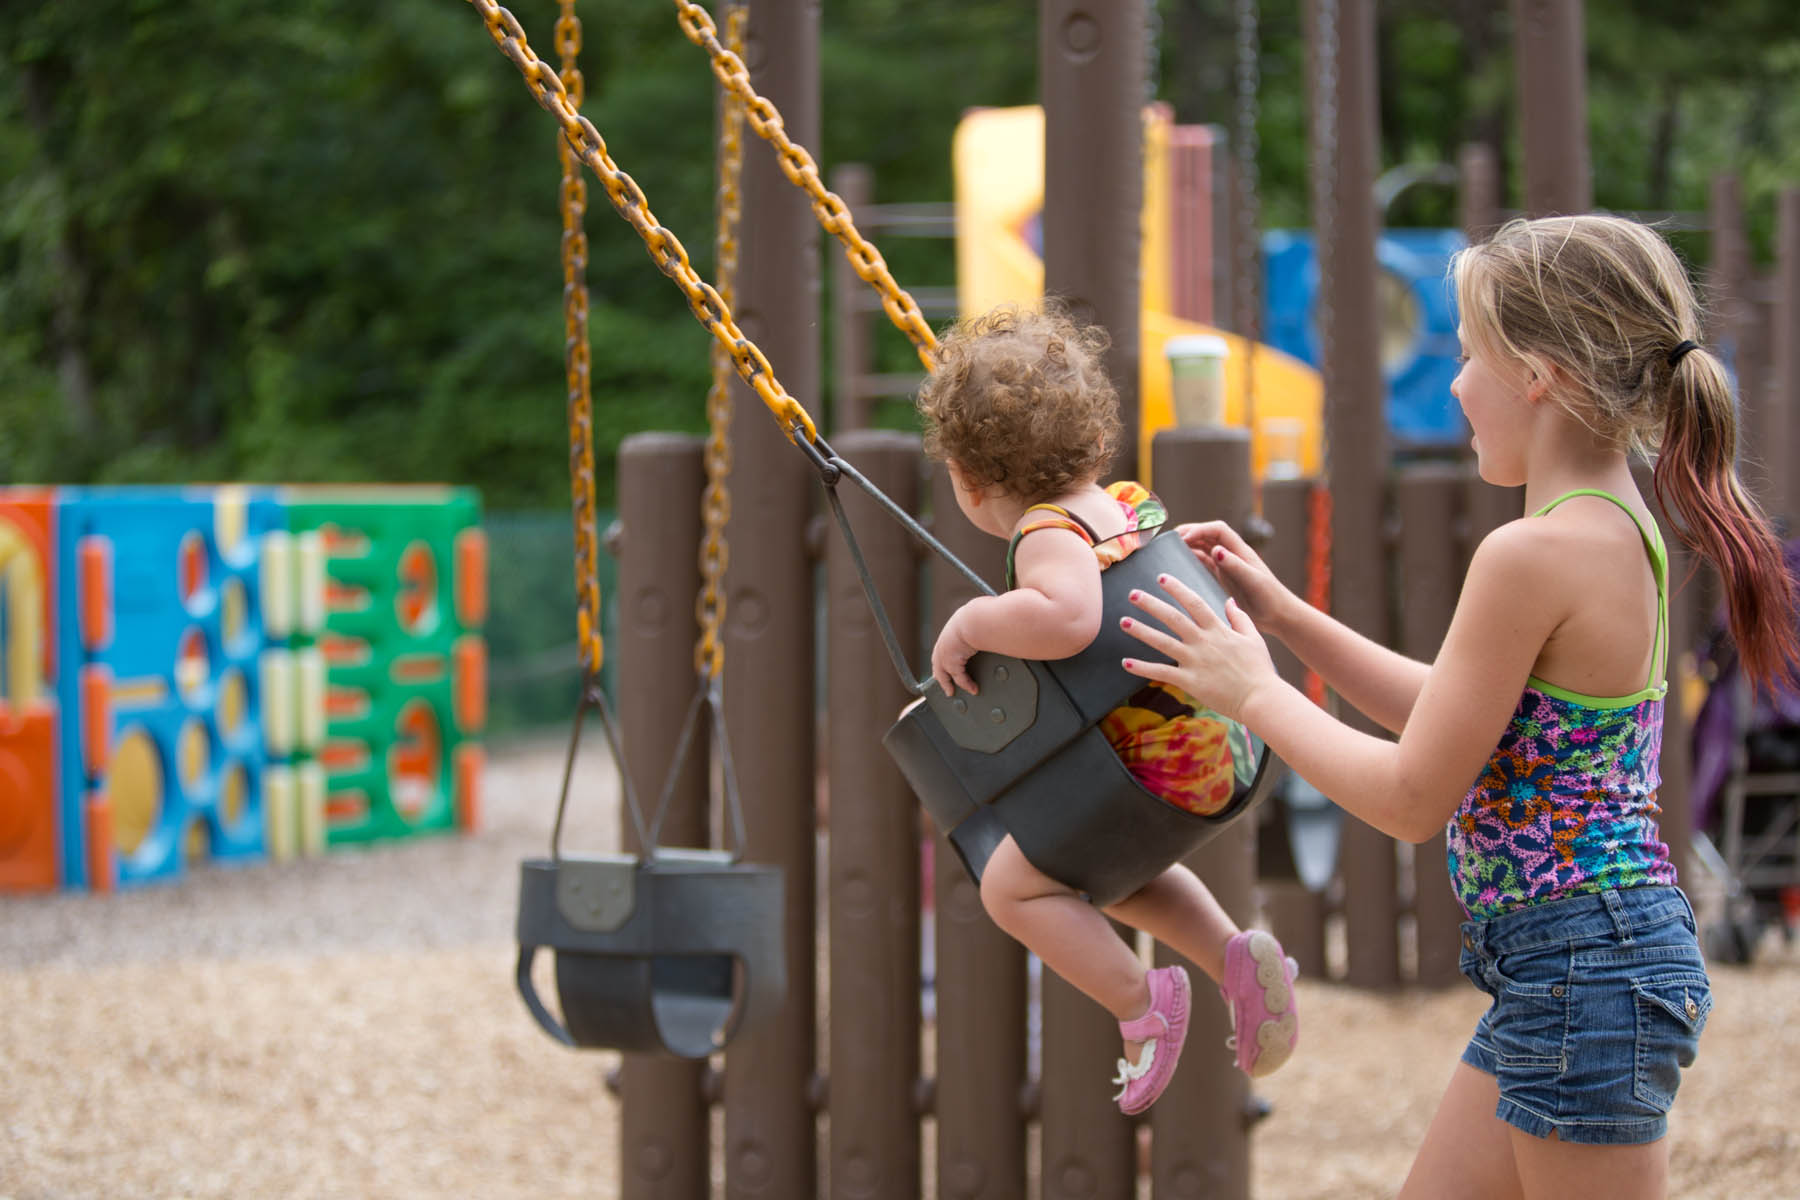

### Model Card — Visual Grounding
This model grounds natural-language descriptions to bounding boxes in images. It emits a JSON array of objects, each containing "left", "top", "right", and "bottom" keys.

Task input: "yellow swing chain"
[
  {"left": 666, "top": 0, "right": 938, "bottom": 366},
  {"left": 694, "top": 3, "right": 747, "bottom": 683},
  {"left": 555, "top": 0, "right": 604, "bottom": 682},
  {"left": 471, "top": 0, "right": 817, "bottom": 446}
]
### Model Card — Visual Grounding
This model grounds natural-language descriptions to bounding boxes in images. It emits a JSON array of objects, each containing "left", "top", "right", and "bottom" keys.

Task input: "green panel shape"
[{"left": 283, "top": 487, "right": 482, "bottom": 847}]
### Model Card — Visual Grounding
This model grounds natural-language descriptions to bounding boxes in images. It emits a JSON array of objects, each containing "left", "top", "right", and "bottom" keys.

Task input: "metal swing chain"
[
  {"left": 694, "top": 2, "right": 744, "bottom": 687},
  {"left": 1304, "top": 0, "right": 1340, "bottom": 708},
  {"left": 556, "top": 0, "right": 603, "bottom": 685},
  {"left": 639, "top": 1, "right": 751, "bottom": 861},
  {"left": 546, "top": 0, "right": 654, "bottom": 861},
  {"left": 1233, "top": 0, "right": 1263, "bottom": 443},
  {"left": 665, "top": 0, "right": 939, "bottom": 367},
  {"left": 469, "top": 0, "right": 818, "bottom": 448}
]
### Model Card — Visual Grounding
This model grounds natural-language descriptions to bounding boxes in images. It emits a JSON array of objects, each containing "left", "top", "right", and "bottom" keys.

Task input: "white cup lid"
[{"left": 1163, "top": 334, "right": 1230, "bottom": 359}]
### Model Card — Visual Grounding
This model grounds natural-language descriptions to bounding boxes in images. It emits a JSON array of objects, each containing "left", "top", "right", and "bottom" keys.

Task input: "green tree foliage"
[{"left": 4, "top": 1, "right": 1798, "bottom": 507}]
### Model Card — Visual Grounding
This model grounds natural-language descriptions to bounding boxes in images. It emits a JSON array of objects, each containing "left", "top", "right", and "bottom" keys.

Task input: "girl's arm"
[
  {"left": 930, "top": 527, "right": 1102, "bottom": 695},
  {"left": 1183, "top": 520, "right": 1427, "bottom": 733},
  {"left": 1124, "top": 522, "right": 1562, "bottom": 842},
  {"left": 1271, "top": 599, "right": 1431, "bottom": 735}
]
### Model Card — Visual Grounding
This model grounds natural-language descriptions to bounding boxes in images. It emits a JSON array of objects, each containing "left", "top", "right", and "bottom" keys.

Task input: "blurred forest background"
[{"left": 5, "top": 0, "right": 1799, "bottom": 729}]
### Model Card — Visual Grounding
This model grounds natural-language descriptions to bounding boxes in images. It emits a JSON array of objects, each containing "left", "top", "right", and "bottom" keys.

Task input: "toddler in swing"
[{"left": 915, "top": 302, "right": 1299, "bottom": 1115}]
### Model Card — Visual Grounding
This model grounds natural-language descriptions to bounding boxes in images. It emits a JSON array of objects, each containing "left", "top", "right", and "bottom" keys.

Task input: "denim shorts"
[{"left": 1458, "top": 885, "right": 1712, "bottom": 1145}]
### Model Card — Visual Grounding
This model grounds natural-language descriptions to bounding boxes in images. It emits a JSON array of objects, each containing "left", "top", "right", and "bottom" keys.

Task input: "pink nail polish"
[{"left": 1121, "top": 617, "right": 1133, "bottom": 629}]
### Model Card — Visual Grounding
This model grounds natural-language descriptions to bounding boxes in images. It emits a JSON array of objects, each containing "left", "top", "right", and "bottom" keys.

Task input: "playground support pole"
[
  {"left": 722, "top": 0, "right": 820, "bottom": 1193},
  {"left": 1312, "top": 0, "right": 1399, "bottom": 990},
  {"left": 1041, "top": 0, "right": 1145, "bottom": 483},
  {"left": 1708, "top": 176, "right": 1772, "bottom": 513},
  {"left": 1458, "top": 141, "right": 1501, "bottom": 245},
  {"left": 617, "top": 434, "right": 710, "bottom": 1200},
  {"left": 1777, "top": 189, "right": 1800, "bottom": 532},
  {"left": 1258, "top": 478, "right": 1329, "bottom": 980},
  {"left": 824, "top": 431, "right": 923, "bottom": 1200},
  {"left": 1149, "top": 428, "right": 1258, "bottom": 1200},
  {"left": 1039, "top": 2, "right": 1145, "bottom": 1193},
  {"left": 1394, "top": 466, "right": 1467, "bottom": 989},
  {"left": 928, "top": 464, "right": 1028, "bottom": 1200},
  {"left": 1512, "top": 0, "right": 1591, "bottom": 216},
  {"left": 829, "top": 164, "right": 875, "bottom": 435}
]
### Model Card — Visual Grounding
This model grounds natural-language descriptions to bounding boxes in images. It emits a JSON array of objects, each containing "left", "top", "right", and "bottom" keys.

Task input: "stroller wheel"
[{"left": 1705, "top": 915, "right": 1759, "bottom": 965}]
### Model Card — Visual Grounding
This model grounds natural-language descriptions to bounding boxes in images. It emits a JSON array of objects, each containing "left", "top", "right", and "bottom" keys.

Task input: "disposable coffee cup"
[
  {"left": 1259, "top": 416, "right": 1305, "bottom": 479},
  {"left": 1164, "top": 334, "right": 1230, "bottom": 427}
]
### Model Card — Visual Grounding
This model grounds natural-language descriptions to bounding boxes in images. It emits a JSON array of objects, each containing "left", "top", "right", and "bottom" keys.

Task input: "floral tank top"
[
  {"left": 1447, "top": 489, "right": 1678, "bottom": 921},
  {"left": 1004, "top": 481, "right": 1260, "bottom": 817}
]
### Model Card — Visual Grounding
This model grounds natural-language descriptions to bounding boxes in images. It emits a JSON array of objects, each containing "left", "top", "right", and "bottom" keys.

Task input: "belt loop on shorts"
[{"left": 1602, "top": 888, "right": 1634, "bottom": 944}]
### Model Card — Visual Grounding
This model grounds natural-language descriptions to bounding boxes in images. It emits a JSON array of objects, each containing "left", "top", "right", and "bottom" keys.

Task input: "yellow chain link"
[
  {"left": 555, "top": 0, "right": 604, "bottom": 680},
  {"left": 470, "top": 0, "right": 818, "bottom": 447},
  {"left": 693, "top": 3, "right": 745, "bottom": 682},
  {"left": 668, "top": 0, "right": 938, "bottom": 366}
]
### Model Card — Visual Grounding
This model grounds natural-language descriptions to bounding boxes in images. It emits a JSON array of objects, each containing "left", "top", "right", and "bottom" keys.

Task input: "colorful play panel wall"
[{"left": 0, "top": 485, "right": 486, "bottom": 894}]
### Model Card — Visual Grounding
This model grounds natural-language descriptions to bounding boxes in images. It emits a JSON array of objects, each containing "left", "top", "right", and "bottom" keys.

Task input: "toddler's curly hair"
[{"left": 915, "top": 303, "right": 1121, "bottom": 503}]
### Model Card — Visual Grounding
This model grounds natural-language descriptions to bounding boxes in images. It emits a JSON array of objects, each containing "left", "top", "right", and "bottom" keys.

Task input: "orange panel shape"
[
  {"left": 0, "top": 705, "right": 59, "bottom": 892},
  {"left": 455, "top": 528, "right": 488, "bottom": 628},
  {"left": 78, "top": 536, "right": 113, "bottom": 653},
  {"left": 85, "top": 790, "right": 115, "bottom": 895},
  {"left": 454, "top": 744, "right": 483, "bottom": 833},
  {"left": 80, "top": 664, "right": 113, "bottom": 779},
  {"left": 454, "top": 636, "right": 487, "bottom": 735}
]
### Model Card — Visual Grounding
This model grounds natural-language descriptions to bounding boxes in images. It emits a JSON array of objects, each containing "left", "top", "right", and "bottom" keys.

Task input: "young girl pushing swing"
[
  {"left": 1122, "top": 213, "right": 1797, "bottom": 1197},
  {"left": 916, "top": 303, "right": 1300, "bottom": 1117}
]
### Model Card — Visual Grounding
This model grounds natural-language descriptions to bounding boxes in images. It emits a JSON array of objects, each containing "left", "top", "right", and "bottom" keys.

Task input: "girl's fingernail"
[
  {"left": 1122, "top": 658, "right": 1135, "bottom": 669},
  {"left": 1120, "top": 617, "right": 1133, "bottom": 629},
  {"left": 1215, "top": 547, "right": 1226, "bottom": 561},
  {"left": 1129, "top": 590, "right": 1140, "bottom": 602},
  {"left": 1157, "top": 574, "right": 1169, "bottom": 585}
]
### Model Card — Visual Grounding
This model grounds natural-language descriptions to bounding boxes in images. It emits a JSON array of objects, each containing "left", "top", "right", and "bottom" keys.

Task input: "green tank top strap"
[
  {"left": 1531, "top": 487, "right": 1669, "bottom": 701},
  {"left": 1003, "top": 503, "right": 1099, "bottom": 589}
]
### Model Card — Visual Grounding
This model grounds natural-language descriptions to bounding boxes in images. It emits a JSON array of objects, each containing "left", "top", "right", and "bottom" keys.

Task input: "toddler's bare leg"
[
  {"left": 980, "top": 835, "right": 1150, "bottom": 1027},
  {"left": 1101, "top": 862, "right": 1238, "bottom": 985}
]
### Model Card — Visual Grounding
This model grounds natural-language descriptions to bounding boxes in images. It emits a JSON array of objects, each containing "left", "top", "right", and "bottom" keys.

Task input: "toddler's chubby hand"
[
  {"left": 1118, "top": 573, "right": 1277, "bottom": 722},
  {"left": 930, "top": 608, "right": 982, "bottom": 697}
]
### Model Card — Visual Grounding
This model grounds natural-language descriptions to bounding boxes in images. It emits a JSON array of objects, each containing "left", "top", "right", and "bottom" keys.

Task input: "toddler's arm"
[{"left": 930, "top": 527, "right": 1102, "bottom": 695}]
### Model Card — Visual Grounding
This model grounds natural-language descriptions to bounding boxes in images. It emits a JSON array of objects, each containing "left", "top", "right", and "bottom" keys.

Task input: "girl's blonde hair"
[
  {"left": 1454, "top": 214, "right": 1798, "bottom": 690},
  {"left": 915, "top": 302, "right": 1121, "bottom": 504}
]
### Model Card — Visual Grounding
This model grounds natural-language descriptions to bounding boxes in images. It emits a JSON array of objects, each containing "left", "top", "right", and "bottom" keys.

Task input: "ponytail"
[{"left": 1653, "top": 348, "right": 1800, "bottom": 694}]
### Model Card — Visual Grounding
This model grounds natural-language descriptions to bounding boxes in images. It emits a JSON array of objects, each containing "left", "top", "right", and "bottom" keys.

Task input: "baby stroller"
[{"left": 1689, "top": 537, "right": 1800, "bottom": 964}]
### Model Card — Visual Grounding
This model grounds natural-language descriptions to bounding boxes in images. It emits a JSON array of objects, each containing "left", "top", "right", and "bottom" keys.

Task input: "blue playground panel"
[
  {"left": 1263, "top": 228, "right": 1469, "bottom": 449},
  {"left": 53, "top": 487, "right": 280, "bottom": 888}
]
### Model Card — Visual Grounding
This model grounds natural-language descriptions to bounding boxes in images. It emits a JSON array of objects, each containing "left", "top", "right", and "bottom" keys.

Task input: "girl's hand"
[
  {"left": 1119, "top": 573, "right": 1279, "bottom": 723},
  {"left": 1177, "top": 521, "right": 1297, "bottom": 635},
  {"left": 930, "top": 608, "right": 982, "bottom": 697}
]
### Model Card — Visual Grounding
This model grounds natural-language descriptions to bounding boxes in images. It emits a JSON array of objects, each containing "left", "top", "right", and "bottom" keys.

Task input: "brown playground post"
[
  {"left": 1256, "top": 477, "right": 1329, "bottom": 980},
  {"left": 616, "top": 434, "right": 710, "bottom": 1200},
  {"left": 721, "top": 0, "right": 820, "bottom": 1190},
  {"left": 927, "top": 462, "right": 1028, "bottom": 1200},
  {"left": 1393, "top": 465, "right": 1469, "bottom": 988},
  {"left": 1312, "top": 0, "right": 1399, "bottom": 990},
  {"left": 1458, "top": 141, "right": 1501, "bottom": 245},
  {"left": 829, "top": 164, "right": 876, "bottom": 435},
  {"left": 1777, "top": 189, "right": 1800, "bottom": 532},
  {"left": 1038, "top": 1, "right": 1146, "bottom": 1192},
  {"left": 824, "top": 431, "right": 925, "bottom": 1199},
  {"left": 1512, "top": 0, "right": 1592, "bottom": 216},
  {"left": 1708, "top": 176, "right": 1775, "bottom": 515},
  {"left": 1149, "top": 428, "right": 1260, "bottom": 1199}
]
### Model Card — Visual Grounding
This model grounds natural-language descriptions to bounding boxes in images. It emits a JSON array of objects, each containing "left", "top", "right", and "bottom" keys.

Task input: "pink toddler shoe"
[
  {"left": 1221, "top": 929, "right": 1299, "bottom": 1078},
  {"left": 1111, "top": 964, "right": 1191, "bottom": 1115}
]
